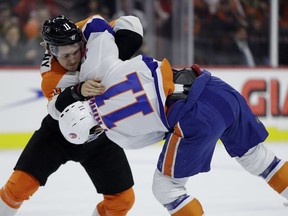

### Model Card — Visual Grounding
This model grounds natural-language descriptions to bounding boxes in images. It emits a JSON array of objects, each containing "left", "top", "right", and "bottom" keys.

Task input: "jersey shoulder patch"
[{"left": 41, "top": 56, "right": 67, "bottom": 100}]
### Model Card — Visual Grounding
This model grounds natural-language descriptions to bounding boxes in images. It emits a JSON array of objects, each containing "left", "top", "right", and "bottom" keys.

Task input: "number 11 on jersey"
[{"left": 92, "top": 72, "right": 154, "bottom": 129}]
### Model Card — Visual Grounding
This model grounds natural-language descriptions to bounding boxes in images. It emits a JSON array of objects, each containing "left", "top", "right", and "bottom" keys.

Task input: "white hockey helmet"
[{"left": 59, "top": 101, "right": 102, "bottom": 144}]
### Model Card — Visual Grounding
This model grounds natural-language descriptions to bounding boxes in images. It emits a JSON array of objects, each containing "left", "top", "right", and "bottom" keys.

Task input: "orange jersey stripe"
[
  {"left": 76, "top": 15, "right": 114, "bottom": 32},
  {"left": 109, "top": 19, "right": 116, "bottom": 27},
  {"left": 159, "top": 58, "right": 174, "bottom": 114},
  {"left": 163, "top": 123, "right": 183, "bottom": 177},
  {"left": 76, "top": 15, "right": 94, "bottom": 30},
  {"left": 160, "top": 58, "right": 174, "bottom": 97},
  {"left": 41, "top": 57, "right": 67, "bottom": 100}
]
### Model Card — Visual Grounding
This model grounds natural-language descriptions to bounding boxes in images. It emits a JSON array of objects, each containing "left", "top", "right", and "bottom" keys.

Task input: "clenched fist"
[{"left": 81, "top": 80, "right": 105, "bottom": 97}]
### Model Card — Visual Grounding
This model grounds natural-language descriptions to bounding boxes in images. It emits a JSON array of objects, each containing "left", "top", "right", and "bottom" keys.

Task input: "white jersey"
[
  {"left": 40, "top": 14, "right": 144, "bottom": 120},
  {"left": 80, "top": 21, "right": 175, "bottom": 149}
]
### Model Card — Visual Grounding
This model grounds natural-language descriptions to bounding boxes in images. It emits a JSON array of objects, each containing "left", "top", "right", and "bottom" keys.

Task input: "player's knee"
[
  {"left": 152, "top": 169, "right": 188, "bottom": 205},
  {"left": 1, "top": 170, "right": 40, "bottom": 208},
  {"left": 98, "top": 187, "right": 135, "bottom": 216},
  {"left": 152, "top": 170, "right": 203, "bottom": 215},
  {"left": 236, "top": 143, "right": 276, "bottom": 176}
]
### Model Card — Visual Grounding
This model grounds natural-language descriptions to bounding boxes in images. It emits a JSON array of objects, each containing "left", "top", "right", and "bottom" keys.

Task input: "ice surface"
[{"left": 0, "top": 143, "right": 287, "bottom": 216}]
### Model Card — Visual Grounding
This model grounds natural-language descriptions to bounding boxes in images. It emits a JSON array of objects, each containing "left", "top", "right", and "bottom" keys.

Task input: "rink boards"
[{"left": 0, "top": 68, "right": 287, "bottom": 149}]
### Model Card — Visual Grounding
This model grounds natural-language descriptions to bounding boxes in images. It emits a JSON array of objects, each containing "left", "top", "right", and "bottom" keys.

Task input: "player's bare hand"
[{"left": 81, "top": 80, "right": 105, "bottom": 97}]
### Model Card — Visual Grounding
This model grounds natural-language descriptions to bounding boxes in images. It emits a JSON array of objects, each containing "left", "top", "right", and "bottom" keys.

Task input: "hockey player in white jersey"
[
  {"left": 0, "top": 15, "right": 144, "bottom": 216},
  {"left": 59, "top": 15, "right": 288, "bottom": 216}
]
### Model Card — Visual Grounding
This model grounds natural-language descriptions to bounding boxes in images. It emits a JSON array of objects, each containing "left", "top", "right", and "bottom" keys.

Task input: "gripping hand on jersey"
[
  {"left": 54, "top": 80, "right": 105, "bottom": 115},
  {"left": 81, "top": 80, "right": 105, "bottom": 97}
]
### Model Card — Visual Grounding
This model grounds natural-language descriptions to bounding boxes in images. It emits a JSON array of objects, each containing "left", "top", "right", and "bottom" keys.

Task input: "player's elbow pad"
[{"left": 115, "top": 29, "right": 143, "bottom": 60}]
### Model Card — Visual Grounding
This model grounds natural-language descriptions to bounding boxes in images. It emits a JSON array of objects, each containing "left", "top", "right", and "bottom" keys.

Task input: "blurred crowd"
[
  {"left": 0, "top": 0, "right": 287, "bottom": 67},
  {"left": 192, "top": 0, "right": 288, "bottom": 66}
]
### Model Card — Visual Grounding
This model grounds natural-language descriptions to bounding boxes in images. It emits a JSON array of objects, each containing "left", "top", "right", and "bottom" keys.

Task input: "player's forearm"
[
  {"left": 55, "top": 82, "right": 85, "bottom": 112},
  {"left": 115, "top": 29, "right": 143, "bottom": 60},
  {"left": 112, "top": 15, "right": 143, "bottom": 60}
]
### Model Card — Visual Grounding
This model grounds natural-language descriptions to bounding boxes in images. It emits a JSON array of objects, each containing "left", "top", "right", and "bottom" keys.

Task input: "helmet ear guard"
[{"left": 59, "top": 101, "right": 103, "bottom": 144}]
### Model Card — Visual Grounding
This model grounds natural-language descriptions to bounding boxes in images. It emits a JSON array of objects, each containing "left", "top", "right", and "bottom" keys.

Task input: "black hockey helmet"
[{"left": 42, "top": 15, "right": 82, "bottom": 46}]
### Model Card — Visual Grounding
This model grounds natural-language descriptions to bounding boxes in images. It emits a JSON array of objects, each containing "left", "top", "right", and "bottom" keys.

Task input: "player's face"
[{"left": 56, "top": 44, "right": 82, "bottom": 71}]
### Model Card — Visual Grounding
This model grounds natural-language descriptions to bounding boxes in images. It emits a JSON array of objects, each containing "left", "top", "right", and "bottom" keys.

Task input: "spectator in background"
[
  {"left": 0, "top": 21, "right": 27, "bottom": 65},
  {"left": 53, "top": 0, "right": 114, "bottom": 22},
  {"left": 233, "top": 25, "right": 255, "bottom": 66},
  {"left": 154, "top": 0, "right": 172, "bottom": 60},
  {"left": 13, "top": 0, "right": 59, "bottom": 26},
  {"left": 113, "top": 0, "right": 147, "bottom": 29},
  {"left": 23, "top": 7, "right": 51, "bottom": 39},
  {"left": 0, "top": 0, "right": 287, "bottom": 66},
  {"left": 86, "top": 0, "right": 101, "bottom": 16},
  {"left": 0, "top": 0, "right": 57, "bottom": 66},
  {"left": 279, "top": 0, "right": 288, "bottom": 31},
  {"left": 53, "top": 0, "right": 112, "bottom": 25},
  {"left": 0, "top": 14, "right": 45, "bottom": 66},
  {"left": 0, "top": 3, "right": 18, "bottom": 64},
  {"left": 243, "top": 1, "right": 269, "bottom": 65},
  {"left": 51, "top": 0, "right": 92, "bottom": 21},
  {"left": 0, "top": 3, "right": 17, "bottom": 33},
  {"left": 112, "top": 0, "right": 147, "bottom": 55},
  {"left": 279, "top": 0, "right": 288, "bottom": 65},
  {"left": 85, "top": 0, "right": 111, "bottom": 21},
  {"left": 209, "top": 0, "right": 246, "bottom": 37},
  {"left": 205, "top": 0, "right": 253, "bottom": 65},
  {"left": 193, "top": 0, "right": 211, "bottom": 65},
  {"left": 247, "top": 17, "right": 269, "bottom": 65},
  {"left": 206, "top": 24, "right": 255, "bottom": 66},
  {"left": 22, "top": 7, "right": 51, "bottom": 65}
]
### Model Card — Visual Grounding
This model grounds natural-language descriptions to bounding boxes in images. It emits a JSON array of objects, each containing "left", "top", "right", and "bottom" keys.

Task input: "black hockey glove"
[{"left": 55, "top": 82, "right": 85, "bottom": 112}]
